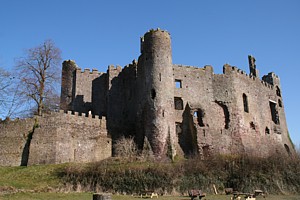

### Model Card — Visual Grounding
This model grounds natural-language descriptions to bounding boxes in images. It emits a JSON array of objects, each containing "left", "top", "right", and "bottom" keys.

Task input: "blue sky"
[{"left": 0, "top": 1, "right": 299, "bottom": 146}]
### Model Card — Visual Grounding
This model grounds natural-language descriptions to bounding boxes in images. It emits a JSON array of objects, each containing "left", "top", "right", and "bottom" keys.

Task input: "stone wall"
[
  {"left": 0, "top": 111, "right": 111, "bottom": 166},
  {"left": 28, "top": 111, "right": 111, "bottom": 165},
  {"left": 57, "top": 29, "right": 294, "bottom": 159},
  {"left": 73, "top": 68, "right": 103, "bottom": 114},
  {"left": 0, "top": 118, "right": 36, "bottom": 166}
]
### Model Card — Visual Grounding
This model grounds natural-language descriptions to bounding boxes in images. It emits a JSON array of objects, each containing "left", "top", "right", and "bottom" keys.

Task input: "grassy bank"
[
  {"left": 0, "top": 164, "right": 66, "bottom": 191},
  {"left": 1, "top": 193, "right": 300, "bottom": 200},
  {"left": 59, "top": 154, "right": 300, "bottom": 195},
  {"left": 1, "top": 154, "right": 300, "bottom": 199}
]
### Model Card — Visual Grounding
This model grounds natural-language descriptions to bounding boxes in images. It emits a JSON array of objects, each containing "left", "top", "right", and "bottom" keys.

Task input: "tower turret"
[
  {"left": 137, "top": 29, "right": 176, "bottom": 157},
  {"left": 60, "top": 60, "right": 77, "bottom": 111}
]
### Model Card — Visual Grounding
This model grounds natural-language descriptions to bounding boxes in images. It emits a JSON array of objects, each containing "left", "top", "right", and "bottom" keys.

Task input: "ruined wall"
[
  {"left": 60, "top": 60, "right": 107, "bottom": 116},
  {"left": 57, "top": 29, "right": 293, "bottom": 159},
  {"left": 223, "top": 66, "right": 291, "bottom": 156},
  {"left": 106, "top": 62, "right": 138, "bottom": 140},
  {"left": 173, "top": 65, "right": 215, "bottom": 156},
  {"left": 0, "top": 118, "right": 36, "bottom": 166},
  {"left": 28, "top": 111, "right": 111, "bottom": 165},
  {"left": 0, "top": 111, "right": 111, "bottom": 166},
  {"left": 73, "top": 68, "right": 103, "bottom": 114},
  {"left": 92, "top": 73, "right": 108, "bottom": 116},
  {"left": 172, "top": 62, "right": 292, "bottom": 158}
]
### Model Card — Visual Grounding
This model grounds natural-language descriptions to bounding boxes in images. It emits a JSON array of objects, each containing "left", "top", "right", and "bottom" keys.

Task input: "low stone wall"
[
  {"left": 0, "top": 111, "right": 112, "bottom": 166},
  {"left": 0, "top": 118, "right": 36, "bottom": 166}
]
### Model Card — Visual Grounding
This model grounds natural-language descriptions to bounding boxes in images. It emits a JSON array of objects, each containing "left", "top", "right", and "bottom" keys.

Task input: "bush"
[
  {"left": 58, "top": 153, "right": 300, "bottom": 195},
  {"left": 113, "top": 136, "right": 138, "bottom": 158}
]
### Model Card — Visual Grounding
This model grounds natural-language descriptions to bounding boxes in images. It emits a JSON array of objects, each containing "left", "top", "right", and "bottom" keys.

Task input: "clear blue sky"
[{"left": 0, "top": 1, "right": 299, "bottom": 146}]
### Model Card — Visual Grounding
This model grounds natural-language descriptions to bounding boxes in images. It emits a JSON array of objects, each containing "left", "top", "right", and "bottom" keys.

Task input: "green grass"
[
  {"left": 1, "top": 159, "right": 300, "bottom": 199},
  {"left": 0, "top": 192, "right": 92, "bottom": 200},
  {"left": 1, "top": 193, "right": 300, "bottom": 200},
  {"left": 0, "top": 164, "right": 67, "bottom": 190}
]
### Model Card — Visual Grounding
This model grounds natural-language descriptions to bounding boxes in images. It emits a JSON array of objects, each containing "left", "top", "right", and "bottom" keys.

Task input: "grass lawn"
[
  {"left": 1, "top": 193, "right": 300, "bottom": 200},
  {"left": 0, "top": 164, "right": 66, "bottom": 190},
  {"left": 1, "top": 164, "right": 299, "bottom": 200}
]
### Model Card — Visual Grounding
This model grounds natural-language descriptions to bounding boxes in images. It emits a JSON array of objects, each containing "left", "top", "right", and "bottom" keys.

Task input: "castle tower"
[
  {"left": 137, "top": 29, "right": 176, "bottom": 157},
  {"left": 60, "top": 60, "right": 77, "bottom": 111}
]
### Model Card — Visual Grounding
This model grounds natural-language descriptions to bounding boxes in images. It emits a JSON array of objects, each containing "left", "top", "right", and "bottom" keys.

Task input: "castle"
[
  {"left": 60, "top": 29, "right": 293, "bottom": 158},
  {"left": 0, "top": 29, "right": 293, "bottom": 166}
]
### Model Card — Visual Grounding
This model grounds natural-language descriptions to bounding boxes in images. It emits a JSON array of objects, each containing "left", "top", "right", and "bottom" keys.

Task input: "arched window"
[{"left": 243, "top": 93, "right": 249, "bottom": 113}]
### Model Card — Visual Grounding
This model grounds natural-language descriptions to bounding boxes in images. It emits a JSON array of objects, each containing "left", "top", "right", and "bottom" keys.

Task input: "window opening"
[
  {"left": 194, "top": 109, "right": 205, "bottom": 127},
  {"left": 176, "top": 122, "right": 182, "bottom": 135},
  {"left": 243, "top": 93, "right": 249, "bottom": 113},
  {"left": 265, "top": 127, "right": 270, "bottom": 134},
  {"left": 151, "top": 89, "right": 156, "bottom": 99},
  {"left": 202, "top": 145, "right": 210, "bottom": 158},
  {"left": 269, "top": 101, "right": 280, "bottom": 124},
  {"left": 175, "top": 79, "right": 182, "bottom": 88},
  {"left": 284, "top": 144, "right": 291, "bottom": 155},
  {"left": 276, "top": 86, "right": 281, "bottom": 97},
  {"left": 193, "top": 111, "right": 198, "bottom": 117},
  {"left": 278, "top": 99, "right": 282, "bottom": 107},
  {"left": 250, "top": 122, "right": 256, "bottom": 130},
  {"left": 215, "top": 101, "right": 230, "bottom": 129},
  {"left": 174, "top": 97, "right": 183, "bottom": 110}
]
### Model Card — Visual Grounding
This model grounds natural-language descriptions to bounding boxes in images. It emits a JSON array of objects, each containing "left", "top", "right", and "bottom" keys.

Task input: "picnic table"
[
  {"left": 188, "top": 190, "right": 206, "bottom": 200},
  {"left": 140, "top": 190, "right": 158, "bottom": 198}
]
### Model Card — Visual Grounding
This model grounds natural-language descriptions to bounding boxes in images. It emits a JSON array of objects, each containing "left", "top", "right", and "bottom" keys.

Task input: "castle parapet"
[
  {"left": 60, "top": 110, "right": 104, "bottom": 119},
  {"left": 75, "top": 68, "right": 103, "bottom": 75},
  {"left": 262, "top": 72, "right": 280, "bottom": 86}
]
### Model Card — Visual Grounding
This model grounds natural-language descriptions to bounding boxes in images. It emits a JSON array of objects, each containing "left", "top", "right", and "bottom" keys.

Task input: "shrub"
[
  {"left": 58, "top": 153, "right": 300, "bottom": 195},
  {"left": 113, "top": 136, "right": 138, "bottom": 158}
]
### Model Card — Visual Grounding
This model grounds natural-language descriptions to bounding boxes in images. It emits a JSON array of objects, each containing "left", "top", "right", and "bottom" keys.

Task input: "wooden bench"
[
  {"left": 188, "top": 190, "right": 206, "bottom": 200},
  {"left": 231, "top": 190, "right": 265, "bottom": 200},
  {"left": 140, "top": 190, "right": 158, "bottom": 198}
]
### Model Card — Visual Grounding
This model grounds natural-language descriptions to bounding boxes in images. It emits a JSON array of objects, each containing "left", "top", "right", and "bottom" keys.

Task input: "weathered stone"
[
  {"left": 0, "top": 29, "right": 293, "bottom": 166},
  {"left": 0, "top": 112, "right": 111, "bottom": 166},
  {"left": 58, "top": 29, "right": 293, "bottom": 159}
]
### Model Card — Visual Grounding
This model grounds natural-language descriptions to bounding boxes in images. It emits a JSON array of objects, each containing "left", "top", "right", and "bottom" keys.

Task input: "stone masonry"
[
  {"left": 60, "top": 28, "right": 294, "bottom": 159},
  {"left": 0, "top": 29, "right": 293, "bottom": 166},
  {"left": 0, "top": 111, "right": 111, "bottom": 166}
]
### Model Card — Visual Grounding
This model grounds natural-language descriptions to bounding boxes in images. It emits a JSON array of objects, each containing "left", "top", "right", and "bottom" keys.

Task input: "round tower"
[
  {"left": 138, "top": 29, "right": 176, "bottom": 157},
  {"left": 60, "top": 60, "right": 77, "bottom": 111}
]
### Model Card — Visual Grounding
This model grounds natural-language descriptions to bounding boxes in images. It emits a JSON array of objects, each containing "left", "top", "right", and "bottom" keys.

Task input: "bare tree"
[
  {"left": 0, "top": 67, "right": 15, "bottom": 118},
  {"left": 15, "top": 40, "right": 61, "bottom": 116},
  {"left": 114, "top": 136, "right": 138, "bottom": 158}
]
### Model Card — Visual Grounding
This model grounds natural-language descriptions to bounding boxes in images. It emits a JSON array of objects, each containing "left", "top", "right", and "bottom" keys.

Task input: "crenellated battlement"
[
  {"left": 58, "top": 109, "right": 105, "bottom": 120},
  {"left": 146, "top": 28, "right": 170, "bottom": 35},
  {"left": 56, "top": 29, "right": 290, "bottom": 162},
  {"left": 75, "top": 67, "right": 104, "bottom": 75},
  {"left": 173, "top": 64, "right": 214, "bottom": 74},
  {"left": 108, "top": 65, "right": 122, "bottom": 72},
  {"left": 223, "top": 64, "right": 275, "bottom": 89}
]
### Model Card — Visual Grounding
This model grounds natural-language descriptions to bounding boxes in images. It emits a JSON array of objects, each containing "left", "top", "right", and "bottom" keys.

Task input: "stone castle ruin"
[
  {"left": 0, "top": 29, "right": 294, "bottom": 166},
  {"left": 60, "top": 29, "right": 293, "bottom": 158}
]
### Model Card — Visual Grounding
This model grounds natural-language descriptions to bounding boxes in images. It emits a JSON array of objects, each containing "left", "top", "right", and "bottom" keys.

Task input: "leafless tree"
[
  {"left": 114, "top": 136, "right": 138, "bottom": 158},
  {"left": 15, "top": 40, "right": 61, "bottom": 116},
  {"left": 0, "top": 67, "right": 15, "bottom": 118}
]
